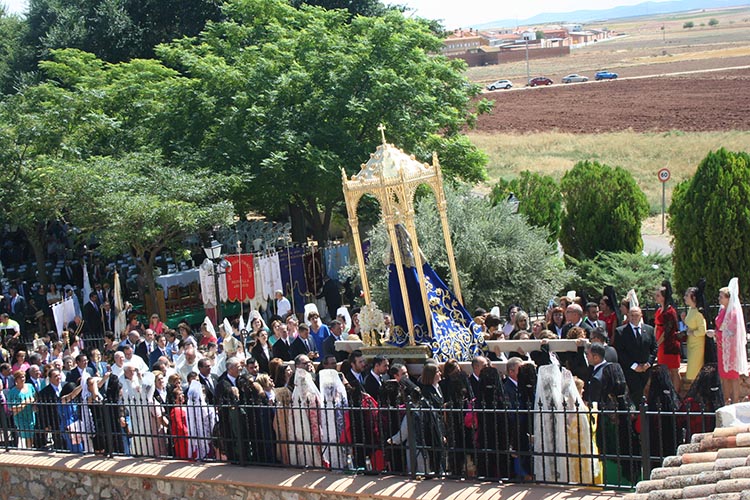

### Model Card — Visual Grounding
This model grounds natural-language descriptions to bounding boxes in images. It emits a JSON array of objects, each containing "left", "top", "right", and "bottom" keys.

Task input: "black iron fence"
[{"left": 0, "top": 396, "right": 716, "bottom": 489}]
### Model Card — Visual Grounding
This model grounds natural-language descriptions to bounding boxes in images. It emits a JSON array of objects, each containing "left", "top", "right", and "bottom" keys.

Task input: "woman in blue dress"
[{"left": 8, "top": 370, "right": 36, "bottom": 448}]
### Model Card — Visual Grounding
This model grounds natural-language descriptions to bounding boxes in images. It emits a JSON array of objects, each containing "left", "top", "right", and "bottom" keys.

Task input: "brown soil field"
[{"left": 476, "top": 67, "right": 750, "bottom": 133}]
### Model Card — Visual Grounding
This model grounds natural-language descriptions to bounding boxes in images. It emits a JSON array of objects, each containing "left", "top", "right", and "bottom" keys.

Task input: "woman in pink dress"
[{"left": 714, "top": 278, "right": 748, "bottom": 404}]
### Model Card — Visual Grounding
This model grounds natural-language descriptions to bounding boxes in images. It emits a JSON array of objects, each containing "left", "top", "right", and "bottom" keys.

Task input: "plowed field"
[{"left": 476, "top": 68, "right": 750, "bottom": 133}]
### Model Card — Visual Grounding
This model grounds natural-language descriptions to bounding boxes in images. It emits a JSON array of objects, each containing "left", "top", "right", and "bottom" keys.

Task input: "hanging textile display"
[
  {"left": 225, "top": 254, "right": 255, "bottom": 302},
  {"left": 323, "top": 244, "right": 350, "bottom": 281},
  {"left": 199, "top": 258, "right": 229, "bottom": 306},
  {"left": 248, "top": 259, "right": 267, "bottom": 311},
  {"left": 279, "top": 247, "right": 307, "bottom": 315},
  {"left": 304, "top": 246, "right": 325, "bottom": 296},
  {"left": 257, "top": 252, "right": 283, "bottom": 301}
]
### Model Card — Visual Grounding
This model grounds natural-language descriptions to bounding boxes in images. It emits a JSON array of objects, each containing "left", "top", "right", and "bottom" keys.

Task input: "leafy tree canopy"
[
  {"left": 669, "top": 148, "right": 750, "bottom": 297},
  {"left": 156, "top": 0, "right": 490, "bottom": 242},
  {"left": 491, "top": 170, "right": 562, "bottom": 243},
  {"left": 560, "top": 160, "right": 649, "bottom": 259}
]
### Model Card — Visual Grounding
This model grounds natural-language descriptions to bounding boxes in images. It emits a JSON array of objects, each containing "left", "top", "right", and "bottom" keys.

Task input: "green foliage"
[
  {"left": 560, "top": 160, "right": 649, "bottom": 259},
  {"left": 0, "top": 9, "right": 35, "bottom": 94},
  {"left": 535, "top": 30, "right": 545, "bottom": 40},
  {"left": 290, "top": 0, "right": 388, "bottom": 17},
  {"left": 342, "top": 185, "right": 569, "bottom": 312},
  {"left": 708, "top": 18, "right": 719, "bottom": 26},
  {"left": 564, "top": 251, "right": 673, "bottom": 307},
  {"left": 669, "top": 148, "right": 750, "bottom": 298},
  {"left": 683, "top": 21, "right": 695, "bottom": 28},
  {"left": 156, "top": 0, "right": 489, "bottom": 242},
  {"left": 490, "top": 170, "right": 562, "bottom": 243}
]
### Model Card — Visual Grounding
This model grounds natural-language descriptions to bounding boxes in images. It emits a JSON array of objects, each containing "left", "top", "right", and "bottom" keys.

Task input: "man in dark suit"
[
  {"left": 584, "top": 302, "right": 606, "bottom": 331},
  {"left": 36, "top": 368, "right": 67, "bottom": 450},
  {"left": 344, "top": 349, "right": 366, "bottom": 391},
  {"left": 66, "top": 353, "right": 95, "bottom": 385},
  {"left": 198, "top": 358, "right": 219, "bottom": 405},
  {"left": 364, "top": 355, "right": 389, "bottom": 398},
  {"left": 82, "top": 292, "right": 104, "bottom": 343},
  {"left": 591, "top": 327, "right": 618, "bottom": 363},
  {"left": 149, "top": 334, "right": 171, "bottom": 368},
  {"left": 135, "top": 329, "right": 157, "bottom": 366},
  {"left": 583, "top": 342, "right": 609, "bottom": 405},
  {"left": 322, "top": 320, "right": 348, "bottom": 362},
  {"left": 613, "top": 306, "right": 656, "bottom": 404},
  {"left": 101, "top": 301, "right": 115, "bottom": 333},
  {"left": 61, "top": 259, "right": 83, "bottom": 289},
  {"left": 561, "top": 303, "right": 593, "bottom": 338},
  {"left": 290, "top": 324, "right": 317, "bottom": 360},
  {"left": 215, "top": 358, "right": 248, "bottom": 462},
  {"left": 271, "top": 323, "right": 293, "bottom": 362},
  {"left": 469, "top": 356, "right": 488, "bottom": 398}
]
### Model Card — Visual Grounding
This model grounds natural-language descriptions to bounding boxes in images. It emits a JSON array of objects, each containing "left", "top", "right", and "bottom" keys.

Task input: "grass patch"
[{"left": 468, "top": 130, "right": 750, "bottom": 207}]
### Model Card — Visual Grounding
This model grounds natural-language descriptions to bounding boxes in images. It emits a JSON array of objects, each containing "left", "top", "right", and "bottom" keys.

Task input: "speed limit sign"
[{"left": 658, "top": 168, "right": 671, "bottom": 182}]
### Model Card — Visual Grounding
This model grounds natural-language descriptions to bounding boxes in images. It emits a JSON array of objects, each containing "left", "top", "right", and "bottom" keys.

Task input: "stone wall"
[{"left": 0, "top": 450, "right": 622, "bottom": 500}]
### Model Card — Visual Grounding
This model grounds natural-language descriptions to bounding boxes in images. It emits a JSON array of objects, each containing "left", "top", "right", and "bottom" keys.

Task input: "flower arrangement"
[{"left": 359, "top": 301, "right": 386, "bottom": 346}]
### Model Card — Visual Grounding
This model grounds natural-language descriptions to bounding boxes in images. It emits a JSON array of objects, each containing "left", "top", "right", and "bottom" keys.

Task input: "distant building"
[{"left": 442, "top": 29, "right": 485, "bottom": 55}]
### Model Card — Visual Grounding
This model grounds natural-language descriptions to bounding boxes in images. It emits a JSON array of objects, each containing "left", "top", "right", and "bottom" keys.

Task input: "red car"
[{"left": 528, "top": 77, "right": 553, "bottom": 87}]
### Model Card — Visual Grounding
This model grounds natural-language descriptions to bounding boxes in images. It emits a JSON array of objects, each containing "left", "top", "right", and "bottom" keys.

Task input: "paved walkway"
[{"left": 0, "top": 450, "right": 626, "bottom": 499}]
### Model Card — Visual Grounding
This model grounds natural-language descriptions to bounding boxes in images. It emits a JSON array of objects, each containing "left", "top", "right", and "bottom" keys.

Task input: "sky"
[{"left": 4, "top": 0, "right": 668, "bottom": 27}]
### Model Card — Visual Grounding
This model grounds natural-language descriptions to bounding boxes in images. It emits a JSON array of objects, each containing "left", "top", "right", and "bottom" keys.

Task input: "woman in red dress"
[
  {"left": 598, "top": 286, "right": 619, "bottom": 343},
  {"left": 654, "top": 281, "right": 682, "bottom": 393},
  {"left": 169, "top": 387, "right": 191, "bottom": 459}
]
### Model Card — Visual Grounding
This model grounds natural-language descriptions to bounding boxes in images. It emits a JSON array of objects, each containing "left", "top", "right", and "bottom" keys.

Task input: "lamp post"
[{"left": 203, "top": 239, "right": 223, "bottom": 325}]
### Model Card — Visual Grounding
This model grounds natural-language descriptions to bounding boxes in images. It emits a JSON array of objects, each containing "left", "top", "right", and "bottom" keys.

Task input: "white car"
[
  {"left": 562, "top": 74, "right": 589, "bottom": 83},
  {"left": 487, "top": 79, "right": 513, "bottom": 90}
]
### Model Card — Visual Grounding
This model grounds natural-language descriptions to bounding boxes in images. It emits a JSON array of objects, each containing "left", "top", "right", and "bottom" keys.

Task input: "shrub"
[
  {"left": 683, "top": 21, "right": 694, "bottom": 28},
  {"left": 490, "top": 170, "right": 563, "bottom": 243},
  {"left": 341, "top": 184, "right": 570, "bottom": 312},
  {"left": 560, "top": 160, "right": 649, "bottom": 259},
  {"left": 708, "top": 18, "right": 719, "bottom": 26},
  {"left": 564, "top": 251, "right": 673, "bottom": 306},
  {"left": 669, "top": 148, "right": 750, "bottom": 298}
]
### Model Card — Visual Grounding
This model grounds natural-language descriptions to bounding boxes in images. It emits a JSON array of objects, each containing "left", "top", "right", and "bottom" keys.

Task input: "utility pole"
[{"left": 525, "top": 38, "right": 530, "bottom": 83}]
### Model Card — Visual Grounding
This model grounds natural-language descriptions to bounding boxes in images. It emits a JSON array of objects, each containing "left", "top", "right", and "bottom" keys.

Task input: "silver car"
[
  {"left": 562, "top": 74, "right": 589, "bottom": 83},
  {"left": 486, "top": 79, "right": 513, "bottom": 90}
]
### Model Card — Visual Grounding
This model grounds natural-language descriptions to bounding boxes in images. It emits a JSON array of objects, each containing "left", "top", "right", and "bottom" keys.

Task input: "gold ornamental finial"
[{"left": 377, "top": 123, "right": 387, "bottom": 145}]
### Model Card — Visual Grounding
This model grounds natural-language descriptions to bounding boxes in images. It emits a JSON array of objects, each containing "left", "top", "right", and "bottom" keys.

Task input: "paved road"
[{"left": 642, "top": 233, "right": 672, "bottom": 255}]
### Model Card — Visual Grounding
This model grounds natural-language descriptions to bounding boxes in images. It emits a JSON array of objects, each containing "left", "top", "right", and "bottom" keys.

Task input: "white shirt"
[{"left": 277, "top": 297, "right": 292, "bottom": 318}]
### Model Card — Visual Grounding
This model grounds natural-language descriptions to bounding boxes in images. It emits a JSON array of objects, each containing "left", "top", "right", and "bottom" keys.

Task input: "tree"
[
  {"left": 490, "top": 171, "right": 562, "bottom": 243},
  {"left": 291, "top": 0, "right": 388, "bottom": 17},
  {"left": 156, "top": 0, "right": 490, "bottom": 243},
  {"left": 683, "top": 21, "right": 694, "bottom": 28},
  {"left": 535, "top": 30, "right": 545, "bottom": 40},
  {"left": 0, "top": 8, "right": 35, "bottom": 94},
  {"left": 68, "top": 153, "right": 235, "bottom": 312},
  {"left": 708, "top": 18, "right": 719, "bottom": 26},
  {"left": 560, "top": 160, "right": 649, "bottom": 259},
  {"left": 669, "top": 148, "right": 750, "bottom": 298},
  {"left": 342, "top": 185, "right": 569, "bottom": 312}
]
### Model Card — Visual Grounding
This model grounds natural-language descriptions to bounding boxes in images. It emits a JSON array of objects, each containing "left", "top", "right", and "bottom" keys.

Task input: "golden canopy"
[{"left": 341, "top": 126, "right": 462, "bottom": 345}]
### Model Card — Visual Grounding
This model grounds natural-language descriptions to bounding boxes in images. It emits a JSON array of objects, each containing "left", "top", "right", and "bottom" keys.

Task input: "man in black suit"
[
  {"left": 584, "top": 302, "right": 606, "bottom": 331},
  {"left": 584, "top": 342, "right": 609, "bottom": 405},
  {"left": 271, "top": 323, "right": 293, "bottom": 362},
  {"left": 61, "top": 259, "right": 83, "bottom": 289},
  {"left": 135, "top": 329, "right": 157, "bottom": 366},
  {"left": 613, "top": 306, "right": 656, "bottom": 404},
  {"left": 82, "top": 292, "right": 104, "bottom": 344},
  {"left": 215, "top": 357, "right": 248, "bottom": 462},
  {"left": 149, "top": 334, "right": 171, "bottom": 368},
  {"left": 101, "top": 301, "right": 115, "bottom": 333},
  {"left": 561, "top": 303, "right": 593, "bottom": 338},
  {"left": 36, "top": 368, "right": 68, "bottom": 450},
  {"left": 344, "top": 350, "right": 366, "bottom": 391},
  {"left": 66, "top": 353, "right": 95, "bottom": 385},
  {"left": 198, "top": 358, "right": 219, "bottom": 405},
  {"left": 322, "top": 320, "right": 348, "bottom": 362},
  {"left": 469, "top": 356, "right": 488, "bottom": 398},
  {"left": 364, "top": 355, "right": 389, "bottom": 398},
  {"left": 591, "top": 327, "right": 618, "bottom": 363},
  {"left": 290, "top": 324, "right": 317, "bottom": 360},
  {"left": 4, "top": 288, "right": 26, "bottom": 340}
]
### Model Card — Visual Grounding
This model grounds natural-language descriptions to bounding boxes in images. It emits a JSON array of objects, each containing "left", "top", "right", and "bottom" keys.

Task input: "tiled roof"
[{"left": 625, "top": 425, "right": 750, "bottom": 500}]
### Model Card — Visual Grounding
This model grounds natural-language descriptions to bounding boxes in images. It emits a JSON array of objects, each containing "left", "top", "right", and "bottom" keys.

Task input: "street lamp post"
[{"left": 203, "top": 239, "right": 224, "bottom": 325}]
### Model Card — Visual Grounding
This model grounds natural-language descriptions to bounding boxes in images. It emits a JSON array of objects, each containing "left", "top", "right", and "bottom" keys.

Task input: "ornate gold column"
[
  {"left": 434, "top": 156, "right": 463, "bottom": 304},
  {"left": 349, "top": 216, "right": 371, "bottom": 304},
  {"left": 402, "top": 210, "right": 433, "bottom": 338},
  {"left": 384, "top": 217, "right": 415, "bottom": 344}
]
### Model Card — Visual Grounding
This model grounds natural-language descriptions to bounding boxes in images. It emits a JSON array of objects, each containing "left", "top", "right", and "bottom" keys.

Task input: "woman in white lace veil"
[
  {"left": 716, "top": 277, "right": 748, "bottom": 404},
  {"left": 290, "top": 368, "right": 323, "bottom": 467},
  {"left": 186, "top": 380, "right": 216, "bottom": 460},
  {"left": 533, "top": 364, "right": 568, "bottom": 482},
  {"left": 78, "top": 372, "right": 96, "bottom": 453},
  {"left": 318, "top": 369, "right": 350, "bottom": 469},
  {"left": 560, "top": 369, "right": 599, "bottom": 484}
]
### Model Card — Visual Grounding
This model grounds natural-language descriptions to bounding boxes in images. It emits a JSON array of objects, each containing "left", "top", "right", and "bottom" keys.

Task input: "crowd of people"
[{"left": 0, "top": 274, "right": 746, "bottom": 485}]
